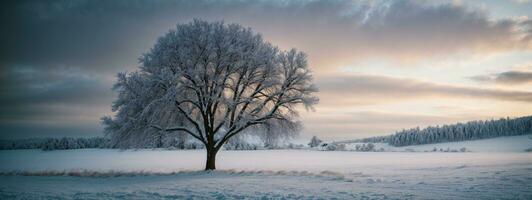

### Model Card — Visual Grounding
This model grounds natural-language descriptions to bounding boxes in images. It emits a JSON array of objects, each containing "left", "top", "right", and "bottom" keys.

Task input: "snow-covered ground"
[
  {"left": 1, "top": 145, "right": 531, "bottom": 199},
  {"left": 339, "top": 134, "right": 532, "bottom": 152}
]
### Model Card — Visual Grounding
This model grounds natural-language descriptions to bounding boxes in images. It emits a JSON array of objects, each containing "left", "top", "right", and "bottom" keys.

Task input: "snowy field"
[{"left": 1, "top": 144, "right": 532, "bottom": 199}]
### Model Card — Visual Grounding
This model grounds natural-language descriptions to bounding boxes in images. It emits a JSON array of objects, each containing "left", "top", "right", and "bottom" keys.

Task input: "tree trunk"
[{"left": 205, "top": 148, "right": 217, "bottom": 170}]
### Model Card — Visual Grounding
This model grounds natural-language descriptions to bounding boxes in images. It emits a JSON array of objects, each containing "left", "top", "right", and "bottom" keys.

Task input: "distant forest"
[
  {"left": 0, "top": 135, "right": 284, "bottom": 151},
  {"left": 351, "top": 116, "right": 532, "bottom": 146},
  {"left": 0, "top": 137, "right": 110, "bottom": 151}
]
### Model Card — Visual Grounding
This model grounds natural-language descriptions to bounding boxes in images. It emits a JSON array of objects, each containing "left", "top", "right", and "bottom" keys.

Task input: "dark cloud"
[
  {"left": 0, "top": 0, "right": 174, "bottom": 72},
  {"left": 0, "top": 121, "right": 102, "bottom": 139},
  {"left": 0, "top": 65, "right": 113, "bottom": 139},
  {"left": 471, "top": 70, "right": 532, "bottom": 85},
  {"left": 496, "top": 71, "right": 532, "bottom": 84},
  {"left": 318, "top": 74, "right": 532, "bottom": 104},
  {"left": 0, "top": 66, "right": 113, "bottom": 106},
  {"left": 1, "top": 0, "right": 530, "bottom": 72}
]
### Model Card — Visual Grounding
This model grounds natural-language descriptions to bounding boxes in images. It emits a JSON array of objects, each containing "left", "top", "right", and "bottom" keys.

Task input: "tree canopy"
[{"left": 102, "top": 20, "right": 318, "bottom": 169}]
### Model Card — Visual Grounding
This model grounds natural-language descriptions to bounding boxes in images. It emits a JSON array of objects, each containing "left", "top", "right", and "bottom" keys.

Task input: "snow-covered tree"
[
  {"left": 308, "top": 136, "right": 322, "bottom": 148},
  {"left": 102, "top": 20, "right": 318, "bottom": 170}
]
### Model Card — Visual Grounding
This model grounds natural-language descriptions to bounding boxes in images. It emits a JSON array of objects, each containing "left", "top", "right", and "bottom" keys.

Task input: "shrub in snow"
[
  {"left": 366, "top": 143, "right": 375, "bottom": 151},
  {"left": 325, "top": 144, "right": 338, "bottom": 151},
  {"left": 308, "top": 136, "right": 322, "bottom": 148},
  {"left": 318, "top": 143, "right": 330, "bottom": 150},
  {"left": 286, "top": 143, "right": 305, "bottom": 149},
  {"left": 431, "top": 147, "right": 466, "bottom": 153},
  {"left": 336, "top": 144, "right": 346, "bottom": 151},
  {"left": 337, "top": 142, "right": 382, "bottom": 152},
  {"left": 318, "top": 143, "right": 347, "bottom": 151},
  {"left": 355, "top": 143, "right": 376, "bottom": 152}
]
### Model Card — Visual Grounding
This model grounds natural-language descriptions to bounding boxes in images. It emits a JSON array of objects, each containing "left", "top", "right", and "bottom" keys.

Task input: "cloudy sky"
[{"left": 1, "top": 0, "right": 532, "bottom": 141}]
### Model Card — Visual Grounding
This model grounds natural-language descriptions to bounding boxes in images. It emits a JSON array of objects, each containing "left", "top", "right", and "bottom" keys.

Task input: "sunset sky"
[{"left": 1, "top": 0, "right": 531, "bottom": 141}]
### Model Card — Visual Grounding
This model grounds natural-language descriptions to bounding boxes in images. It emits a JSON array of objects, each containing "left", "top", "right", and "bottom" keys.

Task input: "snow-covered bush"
[
  {"left": 318, "top": 143, "right": 346, "bottom": 151},
  {"left": 308, "top": 136, "right": 322, "bottom": 148},
  {"left": 286, "top": 143, "right": 305, "bottom": 149},
  {"left": 353, "top": 143, "right": 376, "bottom": 152},
  {"left": 435, "top": 147, "right": 467, "bottom": 153},
  {"left": 366, "top": 143, "right": 375, "bottom": 151}
]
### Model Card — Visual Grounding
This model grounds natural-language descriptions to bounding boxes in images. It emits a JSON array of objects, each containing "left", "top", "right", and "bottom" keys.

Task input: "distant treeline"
[
  {"left": 0, "top": 136, "right": 206, "bottom": 151},
  {"left": 0, "top": 137, "right": 110, "bottom": 151},
  {"left": 0, "top": 135, "right": 300, "bottom": 151},
  {"left": 347, "top": 116, "right": 532, "bottom": 147}
]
